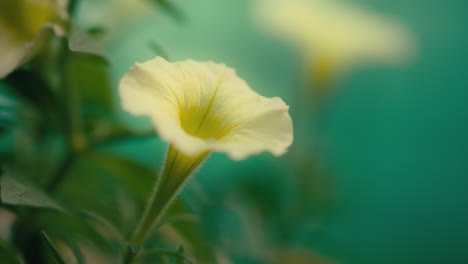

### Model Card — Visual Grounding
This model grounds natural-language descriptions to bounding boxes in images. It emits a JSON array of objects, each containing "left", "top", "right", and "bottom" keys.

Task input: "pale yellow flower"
[
  {"left": 120, "top": 56, "right": 293, "bottom": 161},
  {"left": 119, "top": 56, "right": 293, "bottom": 249},
  {"left": 0, "top": 0, "right": 68, "bottom": 78},
  {"left": 256, "top": 0, "right": 416, "bottom": 76}
]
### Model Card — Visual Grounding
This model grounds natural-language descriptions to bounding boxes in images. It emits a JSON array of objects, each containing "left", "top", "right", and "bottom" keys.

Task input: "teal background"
[{"left": 84, "top": 0, "right": 468, "bottom": 263}]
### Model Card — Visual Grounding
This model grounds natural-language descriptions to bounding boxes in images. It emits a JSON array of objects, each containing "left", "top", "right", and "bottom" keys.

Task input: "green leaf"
[
  {"left": 147, "top": 0, "right": 186, "bottom": 23},
  {"left": 0, "top": 238, "right": 24, "bottom": 264},
  {"left": 0, "top": 168, "right": 66, "bottom": 212},
  {"left": 79, "top": 209, "right": 125, "bottom": 243},
  {"left": 64, "top": 52, "right": 114, "bottom": 119},
  {"left": 160, "top": 199, "right": 217, "bottom": 264},
  {"left": 91, "top": 125, "right": 157, "bottom": 149},
  {"left": 60, "top": 237, "right": 86, "bottom": 264},
  {"left": 41, "top": 231, "right": 66, "bottom": 264},
  {"left": 155, "top": 214, "right": 198, "bottom": 230},
  {"left": 56, "top": 152, "right": 156, "bottom": 248},
  {"left": 89, "top": 151, "right": 156, "bottom": 204},
  {"left": 39, "top": 211, "right": 117, "bottom": 257}
]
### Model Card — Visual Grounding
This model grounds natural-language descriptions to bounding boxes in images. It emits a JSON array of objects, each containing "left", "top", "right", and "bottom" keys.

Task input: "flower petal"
[
  {"left": 0, "top": 23, "right": 28, "bottom": 78},
  {"left": 0, "top": 0, "right": 67, "bottom": 78},
  {"left": 256, "top": 0, "right": 416, "bottom": 66},
  {"left": 119, "top": 57, "right": 293, "bottom": 159},
  {"left": 214, "top": 97, "right": 293, "bottom": 160}
]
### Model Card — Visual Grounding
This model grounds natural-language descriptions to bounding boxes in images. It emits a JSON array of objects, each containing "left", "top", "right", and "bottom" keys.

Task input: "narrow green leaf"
[
  {"left": 41, "top": 231, "right": 66, "bottom": 264},
  {"left": 61, "top": 237, "right": 86, "bottom": 264},
  {"left": 147, "top": 0, "right": 186, "bottom": 23},
  {"left": 0, "top": 168, "right": 66, "bottom": 212}
]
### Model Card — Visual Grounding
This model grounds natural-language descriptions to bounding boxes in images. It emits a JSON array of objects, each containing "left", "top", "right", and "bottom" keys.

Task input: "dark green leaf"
[
  {"left": 3, "top": 70, "right": 63, "bottom": 130},
  {"left": 41, "top": 231, "right": 66, "bottom": 264},
  {"left": 0, "top": 168, "right": 65, "bottom": 212}
]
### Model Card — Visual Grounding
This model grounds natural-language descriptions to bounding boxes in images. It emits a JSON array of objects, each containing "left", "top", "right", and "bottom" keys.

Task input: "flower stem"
[{"left": 124, "top": 145, "right": 208, "bottom": 263}]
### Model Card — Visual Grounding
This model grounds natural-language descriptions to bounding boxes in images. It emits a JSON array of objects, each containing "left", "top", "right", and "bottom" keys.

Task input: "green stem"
[
  {"left": 68, "top": 0, "right": 79, "bottom": 16},
  {"left": 124, "top": 145, "right": 208, "bottom": 264}
]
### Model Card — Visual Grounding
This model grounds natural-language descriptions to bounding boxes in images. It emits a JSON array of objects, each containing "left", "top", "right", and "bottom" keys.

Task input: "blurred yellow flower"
[
  {"left": 0, "top": 0, "right": 68, "bottom": 78},
  {"left": 256, "top": 0, "right": 416, "bottom": 80},
  {"left": 119, "top": 56, "right": 293, "bottom": 247}
]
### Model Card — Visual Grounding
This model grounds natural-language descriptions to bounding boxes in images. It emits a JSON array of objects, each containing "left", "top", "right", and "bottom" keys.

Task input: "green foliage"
[
  {"left": 0, "top": 238, "right": 24, "bottom": 264},
  {"left": 0, "top": 168, "right": 65, "bottom": 212},
  {"left": 0, "top": 0, "right": 203, "bottom": 260}
]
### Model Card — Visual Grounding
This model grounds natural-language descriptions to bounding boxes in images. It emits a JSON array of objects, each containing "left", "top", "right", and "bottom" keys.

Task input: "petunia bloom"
[
  {"left": 119, "top": 56, "right": 293, "bottom": 248},
  {"left": 120, "top": 57, "right": 293, "bottom": 161},
  {"left": 0, "top": 0, "right": 68, "bottom": 78},
  {"left": 255, "top": 0, "right": 416, "bottom": 83}
]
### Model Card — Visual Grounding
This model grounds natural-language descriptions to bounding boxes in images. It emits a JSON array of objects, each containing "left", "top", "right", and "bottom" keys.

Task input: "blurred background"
[
  {"left": 77, "top": 0, "right": 468, "bottom": 263},
  {"left": 3, "top": 0, "right": 467, "bottom": 263}
]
